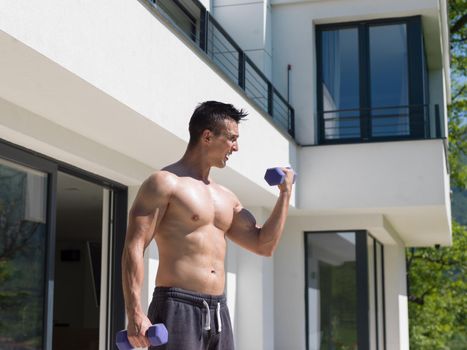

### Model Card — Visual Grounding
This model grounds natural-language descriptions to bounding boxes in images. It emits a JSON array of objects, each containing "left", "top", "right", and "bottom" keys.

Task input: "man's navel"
[{"left": 192, "top": 214, "right": 200, "bottom": 221}]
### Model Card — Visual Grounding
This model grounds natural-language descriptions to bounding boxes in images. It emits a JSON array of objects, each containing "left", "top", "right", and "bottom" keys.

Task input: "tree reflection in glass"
[{"left": 0, "top": 159, "right": 47, "bottom": 350}]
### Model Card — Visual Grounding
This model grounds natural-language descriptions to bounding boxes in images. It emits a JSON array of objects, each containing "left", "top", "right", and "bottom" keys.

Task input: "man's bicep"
[{"left": 226, "top": 206, "right": 261, "bottom": 251}]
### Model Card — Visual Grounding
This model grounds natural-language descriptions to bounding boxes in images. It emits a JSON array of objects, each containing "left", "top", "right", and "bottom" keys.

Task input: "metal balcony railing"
[
  {"left": 147, "top": 0, "right": 295, "bottom": 138},
  {"left": 318, "top": 104, "right": 444, "bottom": 144}
]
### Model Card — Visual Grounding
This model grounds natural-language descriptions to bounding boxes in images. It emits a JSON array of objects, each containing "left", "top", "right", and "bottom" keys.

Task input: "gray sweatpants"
[{"left": 148, "top": 287, "right": 235, "bottom": 350}]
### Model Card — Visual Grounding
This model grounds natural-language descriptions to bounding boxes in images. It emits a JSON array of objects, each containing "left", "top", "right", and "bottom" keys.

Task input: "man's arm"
[
  {"left": 121, "top": 171, "right": 175, "bottom": 348},
  {"left": 226, "top": 168, "right": 294, "bottom": 257}
]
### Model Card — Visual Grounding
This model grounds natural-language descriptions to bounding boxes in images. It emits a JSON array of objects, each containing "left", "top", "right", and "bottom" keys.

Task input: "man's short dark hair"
[{"left": 188, "top": 101, "right": 248, "bottom": 147}]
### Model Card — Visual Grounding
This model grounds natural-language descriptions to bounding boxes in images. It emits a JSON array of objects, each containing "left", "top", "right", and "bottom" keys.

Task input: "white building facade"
[{"left": 0, "top": 0, "right": 451, "bottom": 349}]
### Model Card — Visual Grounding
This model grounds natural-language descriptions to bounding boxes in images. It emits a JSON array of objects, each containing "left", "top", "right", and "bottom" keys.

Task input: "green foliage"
[
  {"left": 448, "top": 106, "right": 467, "bottom": 189},
  {"left": 447, "top": 0, "right": 467, "bottom": 190},
  {"left": 407, "top": 2, "right": 467, "bottom": 349},
  {"left": 408, "top": 222, "right": 467, "bottom": 349}
]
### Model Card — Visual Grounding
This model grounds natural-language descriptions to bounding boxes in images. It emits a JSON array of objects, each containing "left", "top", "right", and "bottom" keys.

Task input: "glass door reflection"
[
  {"left": 0, "top": 158, "right": 48, "bottom": 350},
  {"left": 306, "top": 232, "right": 358, "bottom": 350}
]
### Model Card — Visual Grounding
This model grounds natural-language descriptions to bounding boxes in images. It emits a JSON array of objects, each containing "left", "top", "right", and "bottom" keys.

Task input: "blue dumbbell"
[
  {"left": 116, "top": 324, "right": 168, "bottom": 350},
  {"left": 264, "top": 167, "right": 296, "bottom": 186}
]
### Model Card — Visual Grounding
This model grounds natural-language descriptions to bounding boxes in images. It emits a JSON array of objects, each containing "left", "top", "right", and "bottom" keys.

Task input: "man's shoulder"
[{"left": 144, "top": 170, "right": 178, "bottom": 194}]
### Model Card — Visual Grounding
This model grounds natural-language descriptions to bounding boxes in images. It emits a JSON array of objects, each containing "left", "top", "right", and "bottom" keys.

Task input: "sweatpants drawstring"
[
  {"left": 202, "top": 300, "right": 222, "bottom": 333},
  {"left": 216, "top": 302, "right": 222, "bottom": 333},
  {"left": 202, "top": 300, "right": 211, "bottom": 331}
]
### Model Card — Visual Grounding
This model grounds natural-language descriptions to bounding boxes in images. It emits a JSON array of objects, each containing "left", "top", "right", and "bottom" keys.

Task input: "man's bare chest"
[{"left": 164, "top": 183, "right": 234, "bottom": 232}]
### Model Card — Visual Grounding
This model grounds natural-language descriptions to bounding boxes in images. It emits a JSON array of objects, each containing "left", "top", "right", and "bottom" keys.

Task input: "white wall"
[
  {"left": 299, "top": 140, "right": 446, "bottom": 209},
  {"left": 273, "top": 219, "right": 306, "bottom": 350},
  {"left": 0, "top": 97, "right": 154, "bottom": 186},
  {"left": 384, "top": 245, "right": 410, "bottom": 350}
]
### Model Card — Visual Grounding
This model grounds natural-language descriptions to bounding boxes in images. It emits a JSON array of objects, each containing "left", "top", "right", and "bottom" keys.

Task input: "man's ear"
[{"left": 201, "top": 129, "right": 213, "bottom": 144}]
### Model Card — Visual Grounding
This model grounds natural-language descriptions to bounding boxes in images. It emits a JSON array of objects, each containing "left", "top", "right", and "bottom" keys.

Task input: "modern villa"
[{"left": 0, "top": 0, "right": 451, "bottom": 349}]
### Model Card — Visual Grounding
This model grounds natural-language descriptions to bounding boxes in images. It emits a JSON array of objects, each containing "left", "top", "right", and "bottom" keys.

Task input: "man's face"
[{"left": 209, "top": 119, "right": 239, "bottom": 168}]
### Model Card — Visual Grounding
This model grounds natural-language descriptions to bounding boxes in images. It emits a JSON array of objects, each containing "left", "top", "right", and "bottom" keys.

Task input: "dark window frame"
[
  {"left": 304, "top": 230, "right": 387, "bottom": 350},
  {"left": 0, "top": 138, "right": 127, "bottom": 350},
  {"left": 316, "top": 16, "right": 428, "bottom": 144}
]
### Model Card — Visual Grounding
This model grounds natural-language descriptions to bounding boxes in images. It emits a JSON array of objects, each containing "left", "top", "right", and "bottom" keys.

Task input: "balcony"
[
  {"left": 319, "top": 104, "right": 445, "bottom": 144},
  {"left": 298, "top": 137, "right": 451, "bottom": 246},
  {"left": 146, "top": 0, "right": 295, "bottom": 138}
]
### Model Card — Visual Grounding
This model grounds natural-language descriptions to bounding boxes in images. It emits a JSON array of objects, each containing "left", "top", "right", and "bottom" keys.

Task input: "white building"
[{"left": 0, "top": 0, "right": 451, "bottom": 349}]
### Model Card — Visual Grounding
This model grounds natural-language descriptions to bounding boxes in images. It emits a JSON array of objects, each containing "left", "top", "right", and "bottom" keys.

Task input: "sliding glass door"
[
  {"left": 305, "top": 231, "right": 387, "bottom": 350},
  {"left": 0, "top": 143, "right": 57, "bottom": 350},
  {"left": 305, "top": 232, "right": 358, "bottom": 349},
  {"left": 0, "top": 141, "right": 127, "bottom": 350}
]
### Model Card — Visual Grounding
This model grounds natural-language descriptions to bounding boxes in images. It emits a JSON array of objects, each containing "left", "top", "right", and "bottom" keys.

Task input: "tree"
[
  {"left": 407, "top": 1, "right": 466, "bottom": 349},
  {"left": 407, "top": 223, "right": 466, "bottom": 349},
  {"left": 448, "top": 0, "right": 467, "bottom": 190}
]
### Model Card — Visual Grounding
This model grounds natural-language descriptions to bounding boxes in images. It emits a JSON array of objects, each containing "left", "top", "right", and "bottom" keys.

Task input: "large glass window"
[
  {"left": 305, "top": 231, "right": 386, "bottom": 350},
  {"left": 369, "top": 24, "right": 409, "bottom": 137},
  {"left": 317, "top": 17, "right": 428, "bottom": 143},
  {"left": 0, "top": 158, "right": 48, "bottom": 350},
  {"left": 321, "top": 28, "right": 360, "bottom": 139}
]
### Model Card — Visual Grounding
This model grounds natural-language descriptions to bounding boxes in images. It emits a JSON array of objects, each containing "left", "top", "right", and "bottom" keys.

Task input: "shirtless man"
[{"left": 122, "top": 101, "right": 294, "bottom": 350}]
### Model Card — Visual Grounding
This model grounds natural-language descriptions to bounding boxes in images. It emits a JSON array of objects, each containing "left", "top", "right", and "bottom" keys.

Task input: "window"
[
  {"left": 316, "top": 17, "right": 429, "bottom": 143},
  {"left": 305, "top": 231, "right": 386, "bottom": 350}
]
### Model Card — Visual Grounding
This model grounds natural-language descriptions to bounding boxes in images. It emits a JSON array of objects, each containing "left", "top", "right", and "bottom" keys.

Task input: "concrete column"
[
  {"left": 212, "top": 0, "right": 272, "bottom": 79},
  {"left": 231, "top": 207, "right": 274, "bottom": 350},
  {"left": 384, "top": 244, "right": 410, "bottom": 350}
]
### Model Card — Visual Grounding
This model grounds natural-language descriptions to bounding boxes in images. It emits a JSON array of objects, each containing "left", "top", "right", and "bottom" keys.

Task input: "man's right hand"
[
  {"left": 278, "top": 167, "right": 294, "bottom": 195},
  {"left": 127, "top": 312, "right": 153, "bottom": 348}
]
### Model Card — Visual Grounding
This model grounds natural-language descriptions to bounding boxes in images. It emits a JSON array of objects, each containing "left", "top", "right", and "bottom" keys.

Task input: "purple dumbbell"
[
  {"left": 116, "top": 324, "right": 168, "bottom": 350},
  {"left": 264, "top": 167, "right": 296, "bottom": 186}
]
